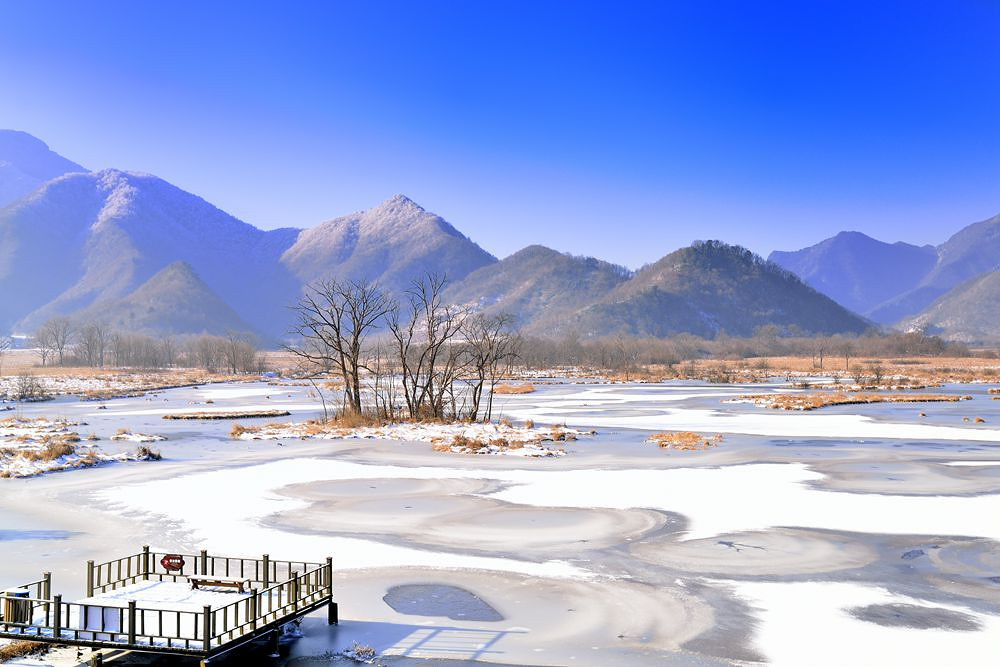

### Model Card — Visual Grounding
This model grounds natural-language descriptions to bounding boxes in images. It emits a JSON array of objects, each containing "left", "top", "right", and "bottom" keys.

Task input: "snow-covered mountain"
[
  {"left": 0, "top": 130, "right": 87, "bottom": 207},
  {"left": 1, "top": 130, "right": 991, "bottom": 343},
  {"left": 0, "top": 168, "right": 301, "bottom": 337},
  {"left": 280, "top": 194, "right": 496, "bottom": 292}
]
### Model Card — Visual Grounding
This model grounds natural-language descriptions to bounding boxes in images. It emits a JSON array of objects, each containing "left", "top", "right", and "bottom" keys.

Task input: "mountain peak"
[
  {"left": 372, "top": 193, "right": 425, "bottom": 215},
  {"left": 152, "top": 260, "right": 201, "bottom": 281}
]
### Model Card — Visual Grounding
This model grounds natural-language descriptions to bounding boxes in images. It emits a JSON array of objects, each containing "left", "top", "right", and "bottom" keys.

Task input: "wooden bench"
[{"left": 188, "top": 575, "right": 252, "bottom": 593}]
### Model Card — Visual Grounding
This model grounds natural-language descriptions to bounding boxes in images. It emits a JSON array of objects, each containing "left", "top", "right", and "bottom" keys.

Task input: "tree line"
[
  {"left": 516, "top": 328, "right": 971, "bottom": 377},
  {"left": 31, "top": 317, "right": 264, "bottom": 374}
]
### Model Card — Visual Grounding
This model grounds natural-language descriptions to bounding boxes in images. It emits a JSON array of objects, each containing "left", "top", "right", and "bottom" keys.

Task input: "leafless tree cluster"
[
  {"left": 32, "top": 317, "right": 263, "bottom": 373},
  {"left": 287, "top": 274, "right": 520, "bottom": 422},
  {"left": 13, "top": 374, "right": 48, "bottom": 401}
]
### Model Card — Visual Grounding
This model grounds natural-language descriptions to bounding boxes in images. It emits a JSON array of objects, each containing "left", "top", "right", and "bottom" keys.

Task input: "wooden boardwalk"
[{"left": 0, "top": 547, "right": 338, "bottom": 665}]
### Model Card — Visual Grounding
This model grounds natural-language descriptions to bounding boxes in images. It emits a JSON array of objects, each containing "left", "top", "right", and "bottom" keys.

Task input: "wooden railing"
[
  {"left": 208, "top": 562, "right": 331, "bottom": 647},
  {"left": 2, "top": 549, "right": 334, "bottom": 656},
  {"left": 89, "top": 548, "right": 324, "bottom": 595},
  {"left": 0, "top": 595, "right": 204, "bottom": 649},
  {"left": 17, "top": 573, "right": 51, "bottom": 600}
]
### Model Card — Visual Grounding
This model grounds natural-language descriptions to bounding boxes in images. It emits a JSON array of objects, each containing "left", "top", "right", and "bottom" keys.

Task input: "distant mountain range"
[
  {"left": 770, "top": 214, "right": 1000, "bottom": 342},
  {"left": 0, "top": 130, "right": 995, "bottom": 343}
]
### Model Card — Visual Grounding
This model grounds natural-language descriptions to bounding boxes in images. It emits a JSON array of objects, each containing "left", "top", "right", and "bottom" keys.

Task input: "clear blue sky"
[{"left": 1, "top": 1, "right": 997, "bottom": 267}]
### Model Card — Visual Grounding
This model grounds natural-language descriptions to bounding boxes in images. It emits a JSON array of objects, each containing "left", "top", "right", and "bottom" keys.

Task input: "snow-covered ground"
[
  {"left": 499, "top": 384, "right": 1000, "bottom": 441},
  {"left": 233, "top": 420, "right": 594, "bottom": 457},
  {"left": 3, "top": 379, "right": 999, "bottom": 666},
  {"left": 0, "top": 417, "right": 156, "bottom": 477}
]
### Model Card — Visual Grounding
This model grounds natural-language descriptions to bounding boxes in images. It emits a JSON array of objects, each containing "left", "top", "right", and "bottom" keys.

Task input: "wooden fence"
[{"left": 0, "top": 548, "right": 335, "bottom": 659}]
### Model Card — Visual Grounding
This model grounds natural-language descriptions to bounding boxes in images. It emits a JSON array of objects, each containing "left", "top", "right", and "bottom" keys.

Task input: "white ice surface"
[
  {"left": 503, "top": 394, "right": 1000, "bottom": 441},
  {"left": 86, "top": 403, "right": 318, "bottom": 417},
  {"left": 726, "top": 579, "right": 1000, "bottom": 667},
  {"left": 196, "top": 386, "right": 282, "bottom": 400},
  {"left": 97, "top": 457, "right": 1000, "bottom": 556},
  {"left": 95, "top": 459, "right": 589, "bottom": 580},
  {"left": 942, "top": 460, "right": 1000, "bottom": 467}
]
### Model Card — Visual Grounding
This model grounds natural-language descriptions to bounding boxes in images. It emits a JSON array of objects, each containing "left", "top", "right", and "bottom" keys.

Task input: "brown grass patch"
[
  {"left": 492, "top": 383, "right": 536, "bottom": 394},
  {"left": 134, "top": 446, "right": 162, "bottom": 461},
  {"left": 0, "top": 640, "right": 46, "bottom": 661},
  {"left": 647, "top": 431, "right": 723, "bottom": 451},
  {"left": 736, "top": 392, "right": 971, "bottom": 411}
]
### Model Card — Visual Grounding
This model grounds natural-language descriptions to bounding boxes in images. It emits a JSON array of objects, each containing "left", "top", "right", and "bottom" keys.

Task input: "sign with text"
[{"left": 160, "top": 554, "right": 185, "bottom": 571}]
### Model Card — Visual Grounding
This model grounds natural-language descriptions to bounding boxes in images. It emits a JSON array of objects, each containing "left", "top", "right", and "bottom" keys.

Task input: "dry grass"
[
  {"left": 164, "top": 409, "right": 291, "bottom": 420},
  {"left": 0, "top": 640, "right": 46, "bottom": 661},
  {"left": 681, "top": 356, "right": 1000, "bottom": 384},
  {"left": 647, "top": 431, "right": 723, "bottom": 451},
  {"left": 1, "top": 441, "right": 77, "bottom": 462},
  {"left": 134, "top": 446, "right": 162, "bottom": 461},
  {"left": 735, "top": 392, "right": 972, "bottom": 411},
  {"left": 492, "top": 383, "right": 536, "bottom": 394},
  {"left": 549, "top": 427, "right": 577, "bottom": 442}
]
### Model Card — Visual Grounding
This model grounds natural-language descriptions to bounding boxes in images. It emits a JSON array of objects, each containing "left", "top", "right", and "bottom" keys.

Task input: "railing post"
[
  {"left": 52, "top": 594, "right": 62, "bottom": 639},
  {"left": 200, "top": 549, "right": 208, "bottom": 575},
  {"left": 326, "top": 556, "right": 337, "bottom": 625},
  {"left": 328, "top": 599, "right": 339, "bottom": 625},
  {"left": 86, "top": 560, "right": 95, "bottom": 597},
  {"left": 249, "top": 589, "right": 258, "bottom": 631},
  {"left": 202, "top": 605, "right": 212, "bottom": 652},
  {"left": 42, "top": 571, "right": 51, "bottom": 619},
  {"left": 142, "top": 545, "right": 150, "bottom": 580},
  {"left": 291, "top": 571, "right": 298, "bottom": 612},
  {"left": 262, "top": 554, "right": 270, "bottom": 588},
  {"left": 127, "top": 601, "right": 136, "bottom": 645}
]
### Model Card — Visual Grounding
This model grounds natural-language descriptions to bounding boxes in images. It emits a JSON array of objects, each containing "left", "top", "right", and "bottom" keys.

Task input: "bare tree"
[
  {"left": 464, "top": 313, "right": 520, "bottom": 421},
  {"left": 612, "top": 334, "right": 640, "bottom": 381},
  {"left": 388, "top": 273, "right": 469, "bottom": 420},
  {"left": 222, "top": 331, "right": 261, "bottom": 374},
  {"left": 78, "top": 322, "right": 110, "bottom": 367},
  {"left": 365, "top": 341, "right": 402, "bottom": 420},
  {"left": 37, "top": 317, "right": 74, "bottom": 366},
  {"left": 160, "top": 337, "right": 177, "bottom": 368},
  {"left": 287, "top": 278, "right": 392, "bottom": 415}
]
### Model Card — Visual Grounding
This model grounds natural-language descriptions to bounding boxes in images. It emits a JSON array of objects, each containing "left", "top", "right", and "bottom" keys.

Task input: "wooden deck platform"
[{"left": 0, "top": 547, "right": 338, "bottom": 665}]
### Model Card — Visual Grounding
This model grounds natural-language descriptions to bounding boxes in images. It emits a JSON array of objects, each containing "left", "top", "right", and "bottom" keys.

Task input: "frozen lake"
[{"left": 2, "top": 378, "right": 999, "bottom": 666}]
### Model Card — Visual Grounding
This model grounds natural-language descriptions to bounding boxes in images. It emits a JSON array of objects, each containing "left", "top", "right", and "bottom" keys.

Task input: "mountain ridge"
[
  {"left": 1, "top": 129, "right": 992, "bottom": 343},
  {"left": 0, "top": 130, "right": 88, "bottom": 208}
]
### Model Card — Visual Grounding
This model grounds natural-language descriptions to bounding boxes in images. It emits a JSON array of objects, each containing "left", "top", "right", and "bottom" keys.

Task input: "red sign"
[{"left": 160, "top": 554, "right": 185, "bottom": 571}]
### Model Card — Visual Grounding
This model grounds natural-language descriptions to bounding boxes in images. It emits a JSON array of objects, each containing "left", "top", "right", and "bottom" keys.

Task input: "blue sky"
[{"left": 1, "top": 1, "right": 997, "bottom": 267}]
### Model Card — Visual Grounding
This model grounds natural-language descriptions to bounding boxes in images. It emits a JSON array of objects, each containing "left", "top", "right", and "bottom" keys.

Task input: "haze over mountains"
[
  {"left": 0, "top": 130, "right": 996, "bottom": 343},
  {"left": 770, "top": 214, "right": 1000, "bottom": 342}
]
